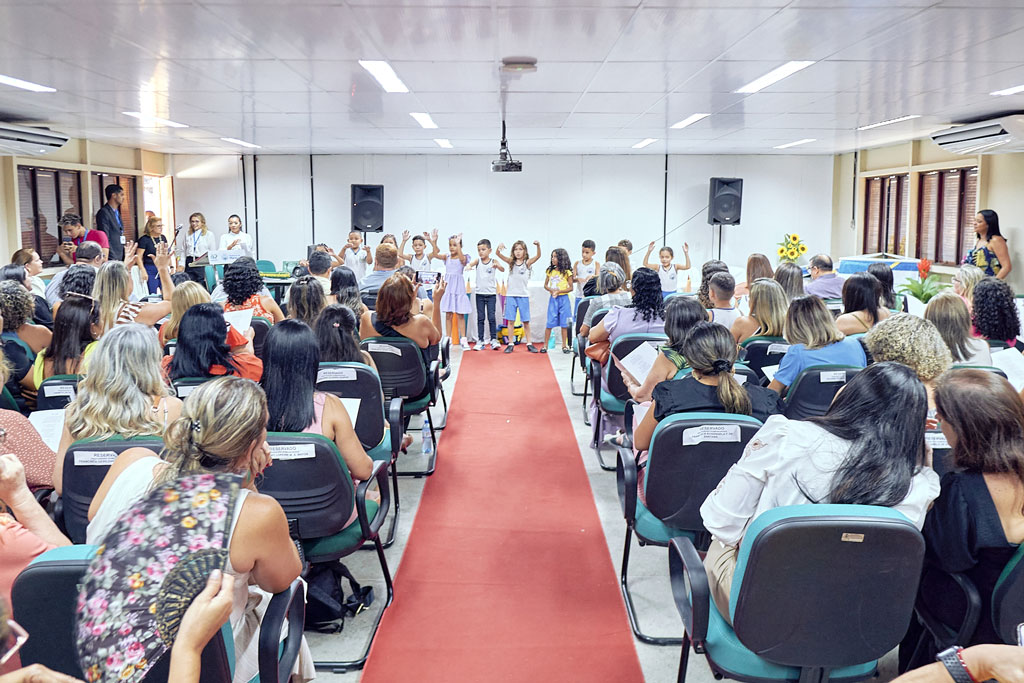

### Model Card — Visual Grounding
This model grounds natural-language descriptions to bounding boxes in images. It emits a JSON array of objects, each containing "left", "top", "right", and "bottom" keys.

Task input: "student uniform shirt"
[
  {"left": 345, "top": 249, "right": 369, "bottom": 281},
  {"left": 476, "top": 258, "right": 499, "bottom": 295},
  {"left": 575, "top": 260, "right": 597, "bottom": 296},
  {"left": 507, "top": 262, "right": 532, "bottom": 297},
  {"left": 410, "top": 254, "right": 432, "bottom": 272},
  {"left": 659, "top": 264, "right": 677, "bottom": 293}
]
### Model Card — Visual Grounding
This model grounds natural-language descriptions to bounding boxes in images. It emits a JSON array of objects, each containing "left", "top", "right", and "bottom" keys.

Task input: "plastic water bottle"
[{"left": 421, "top": 422, "right": 433, "bottom": 455}]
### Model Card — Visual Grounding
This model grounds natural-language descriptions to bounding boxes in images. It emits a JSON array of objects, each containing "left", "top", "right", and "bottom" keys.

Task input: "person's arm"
[
  {"left": 628, "top": 354, "right": 675, "bottom": 403},
  {"left": 87, "top": 447, "right": 161, "bottom": 521},
  {"left": 892, "top": 645, "right": 1024, "bottom": 683},
  {"left": 589, "top": 316, "right": 610, "bottom": 343},
  {"left": 324, "top": 394, "right": 373, "bottom": 481},
  {"left": 766, "top": 347, "right": 797, "bottom": 395},
  {"left": 52, "top": 420, "right": 75, "bottom": 497},
  {"left": 679, "top": 242, "right": 691, "bottom": 271},
  {"left": 494, "top": 244, "right": 512, "bottom": 265},
  {"left": 466, "top": 258, "right": 479, "bottom": 270},
  {"left": 643, "top": 242, "right": 656, "bottom": 270},
  {"left": 428, "top": 278, "right": 446, "bottom": 344},
  {"left": 57, "top": 242, "right": 74, "bottom": 266},
  {"left": 359, "top": 309, "right": 376, "bottom": 340},
  {"left": 493, "top": 259, "right": 505, "bottom": 272},
  {"left": 237, "top": 494, "right": 302, "bottom": 594},
  {"left": 0, "top": 664, "right": 85, "bottom": 682},
  {"left": 427, "top": 232, "right": 443, "bottom": 261},
  {"left": 0, "top": 453, "right": 70, "bottom": 547},
  {"left": 527, "top": 240, "right": 542, "bottom": 266},
  {"left": 633, "top": 401, "right": 660, "bottom": 451},
  {"left": 543, "top": 273, "right": 553, "bottom": 293},
  {"left": 363, "top": 244, "right": 373, "bottom": 266},
  {"left": 261, "top": 296, "right": 286, "bottom": 323},
  {"left": 992, "top": 236, "right": 1012, "bottom": 280},
  {"left": 135, "top": 243, "right": 149, "bottom": 280},
  {"left": 168, "top": 571, "right": 235, "bottom": 683}
]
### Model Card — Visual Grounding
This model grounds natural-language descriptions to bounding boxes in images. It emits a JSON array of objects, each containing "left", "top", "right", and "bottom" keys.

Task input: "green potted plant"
[{"left": 897, "top": 258, "right": 947, "bottom": 304}]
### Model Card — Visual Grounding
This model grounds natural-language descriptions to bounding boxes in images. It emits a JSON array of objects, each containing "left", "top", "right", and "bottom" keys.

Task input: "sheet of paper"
[
  {"left": 632, "top": 403, "right": 650, "bottom": 427},
  {"left": 223, "top": 308, "right": 254, "bottom": 335},
  {"left": 925, "top": 431, "right": 950, "bottom": 450},
  {"left": 991, "top": 349, "right": 1024, "bottom": 392},
  {"left": 339, "top": 398, "right": 360, "bottom": 426},
  {"left": 269, "top": 443, "right": 316, "bottom": 461},
  {"left": 28, "top": 409, "right": 65, "bottom": 452},
  {"left": 682, "top": 424, "right": 741, "bottom": 446},
  {"left": 761, "top": 364, "right": 780, "bottom": 383},
  {"left": 617, "top": 341, "right": 659, "bottom": 386}
]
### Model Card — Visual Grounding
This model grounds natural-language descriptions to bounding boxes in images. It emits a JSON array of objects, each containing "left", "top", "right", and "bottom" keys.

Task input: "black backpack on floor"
[{"left": 304, "top": 561, "right": 375, "bottom": 633}]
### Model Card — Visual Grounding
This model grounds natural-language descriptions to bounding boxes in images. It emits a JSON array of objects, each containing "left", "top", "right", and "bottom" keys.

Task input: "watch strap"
[{"left": 937, "top": 646, "right": 974, "bottom": 683}]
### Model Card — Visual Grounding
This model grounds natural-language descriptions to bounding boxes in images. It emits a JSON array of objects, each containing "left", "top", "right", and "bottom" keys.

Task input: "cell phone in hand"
[
  {"left": 62, "top": 236, "right": 72, "bottom": 244},
  {"left": 416, "top": 271, "right": 440, "bottom": 286},
  {"left": 1018, "top": 622, "right": 1024, "bottom": 646}
]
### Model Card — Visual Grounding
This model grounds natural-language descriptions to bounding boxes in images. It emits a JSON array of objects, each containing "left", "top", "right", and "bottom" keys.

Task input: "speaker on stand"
[
  {"left": 351, "top": 184, "right": 384, "bottom": 232},
  {"left": 707, "top": 177, "right": 743, "bottom": 260}
]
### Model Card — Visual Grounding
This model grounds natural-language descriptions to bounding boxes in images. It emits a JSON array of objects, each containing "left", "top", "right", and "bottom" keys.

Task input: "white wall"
[
  {"left": 170, "top": 153, "right": 835, "bottom": 276},
  {"left": 170, "top": 154, "right": 246, "bottom": 246}
]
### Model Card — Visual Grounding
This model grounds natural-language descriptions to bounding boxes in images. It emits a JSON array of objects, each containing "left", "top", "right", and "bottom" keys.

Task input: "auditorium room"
[{"left": 4, "top": 1, "right": 1024, "bottom": 682}]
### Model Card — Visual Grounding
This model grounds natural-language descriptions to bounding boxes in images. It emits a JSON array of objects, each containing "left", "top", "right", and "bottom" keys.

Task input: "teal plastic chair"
[
  {"left": 670, "top": 505, "right": 925, "bottom": 682},
  {"left": 952, "top": 364, "right": 1008, "bottom": 378},
  {"left": 783, "top": 365, "right": 863, "bottom": 420},
  {"left": 580, "top": 307, "right": 611, "bottom": 426},
  {"left": 617, "top": 412, "right": 762, "bottom": 645},
  {"left": 204, "top": 265, "right": 217, "bottom": 292},
  {"left": 738, "top": 336, "right": 788, "bottom": 382},
  {"left": 256, "top": 259, "right": 277, "bottom": 273},
  {"left": 570, "top": 295, "right": 598, "bottom": 396},
  {"left": 672, "top": 362, "right": 758, "bottom": 386},
  {"left": 0, "top": 385, "right": 18, "bottom": 411},
  {"left": 215, "top": 264, "right": 226, "bottom": 280}
]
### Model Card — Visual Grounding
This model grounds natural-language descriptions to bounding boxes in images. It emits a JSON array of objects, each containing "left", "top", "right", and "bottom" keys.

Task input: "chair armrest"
[
  {"left": 440, "top": 337, "right": 451, "bottom": 368},
  {"left": 33, "top": 487, "right": 55, "bottom": 509},
  {"left": 387, "top": 397, "right": 404, "bottom": 457},
  {"left": 427, "top": 360, "right": 441, "bottom": 404},
  {"left": 914, "top": 571, "right": 982, "bottom": 649},
  {"left": 356, "top": 460, "right": 391, "bottom": 538},
  {"left": 616, "top": 446, "right": 637, "bottom": 522},
  {"left": 624, "top": 400, "right": 637, "bottom": 448},
  {"left": 588, "top": 355, "right": 602, "bottom": 406},
  {"left": 577, "top": 335, "right": 587, "bottom": 371},
  {"left": 258, "top": 577, "right": 306, "bottom": 683},
  {"left": 669, "top": 536, "right": 710, "bottom": 652}
]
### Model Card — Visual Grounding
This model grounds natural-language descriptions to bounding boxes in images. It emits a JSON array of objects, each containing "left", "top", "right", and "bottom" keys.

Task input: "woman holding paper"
[
  {"left": 619, "top": 296, "right": 706, "bottom": 403},
  {"left": 219, "top": 214, "right": 255, "bottom": 256},
  {"left": 162, "top": 304, "right": 263, "bottom": 382}
]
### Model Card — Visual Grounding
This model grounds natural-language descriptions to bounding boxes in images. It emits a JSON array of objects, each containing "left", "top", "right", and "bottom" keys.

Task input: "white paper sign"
[
  {"left": 767, "top": 343, "right": 790, "bottom": 355},
  {"left": 339, "top": 398, "right": 361, "bottom": 425},
  {"left": 43, "top": 384, "right": 76, "bottom": 398},
  {"left": 28, "top": 409, "right": 65, "bottom": 452},
  {"left": 73, "top": 450, "right": 118, "bottom": 466},
  {"left": 317, "top": 367, "right": 357, "bottom": 383},
  {"left": 925, "top": 431, "right": 951, "bottom": 450},
  {"left": 208, "top": 250, "right": 245, "bottom": 265},
  {"left": 176, "top": 384, "right": 199, "bottom": 397},
  {"left": 223, "top": 308, "right": 254, "bottom": 335},
  {"left": 735, "top": 374, "right": 748, "bottom": 385},
  {"left": 682, "top": 424, "right": 741, "bottom": 446},
  {"left": 819, "top": 370, "right": 847, "bottom": 383},
  {"left": 269, "top": 444, "right": 316, "bottom": 461},
  {"left": 367, "top": 343, "right": 402, "bottom": 356},
  {"left": 761, "top": 364, "right": 780, "bottom": 382},
  {"left": 618, "top": 341, "right": 659, "bottom": 386},
  {"left": 991, "top": 348, "right": 1024, "bottom": 392}
]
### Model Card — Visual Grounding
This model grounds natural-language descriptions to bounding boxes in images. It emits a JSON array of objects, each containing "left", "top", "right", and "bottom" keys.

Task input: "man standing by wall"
[{"left": 96, "top": 183, "right": 125, "bottom": 261}]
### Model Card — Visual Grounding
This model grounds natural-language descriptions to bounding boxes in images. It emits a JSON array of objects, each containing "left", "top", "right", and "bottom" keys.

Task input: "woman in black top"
[
  {"left": 633, "top": 321, "right": 784, "bottom": 450},
  {"left": 136, "top": 216, "right": 169, "bottom": 294}
]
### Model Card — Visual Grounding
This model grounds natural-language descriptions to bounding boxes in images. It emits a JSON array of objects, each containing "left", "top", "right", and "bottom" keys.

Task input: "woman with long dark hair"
[
  {"left": 700, "top": 361, "right": 940, "bottom": 622},
  {"left": 287, "top": 275, "right": 327, "bottom": 327},
  {"left": 29, "top": 294, "right": 97, "bottom": 390},
  {"left": 836, "top": 271, "right": 889, "bottom": 335},
  {"left": 867, "top": 262, "right": 897, "bottom": 310},
  {"left": 964, "top": 209, "right": 1011, "bottom": 279},
  {"left": 328, "top": 265, "right": 364, "bottom": 315},
  {"left": 315, "top": 304, "right": 376, "bottom": 369},
  {"left": 164, "top": 303, "right": 263, "bottom": 382},
  {"left": 972, "top": 276, "right": 1020, "bottom": 345}
]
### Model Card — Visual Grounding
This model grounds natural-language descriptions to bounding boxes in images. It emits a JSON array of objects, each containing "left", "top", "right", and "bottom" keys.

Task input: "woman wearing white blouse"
[
  {"left": 219, "top": 214, "right": 255, "bottom": 257},
  {"left": 699, "top": 361, "right": 941, "bottom": 623},
  {"left": 177, "top": 212, "right": 217, "bottom": 283}
]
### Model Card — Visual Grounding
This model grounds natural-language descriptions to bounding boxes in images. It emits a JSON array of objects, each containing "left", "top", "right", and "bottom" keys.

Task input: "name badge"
[{"left": 120, "top": 235, "right": 126, "bottom": 244}]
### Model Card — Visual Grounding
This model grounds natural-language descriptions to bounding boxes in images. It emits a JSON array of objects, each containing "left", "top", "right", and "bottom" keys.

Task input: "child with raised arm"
[
  {"left": 336, "top": 230, "right": 373, "bottom": 280},
  {"left": 544, "top": 248, "right": 574, "bottom": 354},
  {"left": 466, "top": 238, "right": 505, "bottom": 350},
  {"left": 644, "top": 241, "right": 691, "bottom": 298},
  {"left": 400, "top": 229, "right": 433, "bottom": 273},
  {"left": 495, "top": 239, "right": 542, "bottom": 353},
  {"left": 429, "top": 231, "right": 472, "bottom": 349},
  {"left": 574, "top": 239, "right": 600, "bottom": 297},
  {"left": 379, "top": 233, "right": 408, "bottom": 266}
]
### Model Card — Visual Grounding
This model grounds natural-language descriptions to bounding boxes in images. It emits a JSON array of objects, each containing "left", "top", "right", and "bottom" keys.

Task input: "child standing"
[
  {"left": 429, "top": 232, "right": 472, "bottom": 349},
  {"left": 544, "top": 248, "right": 574, "bottom": 354},
  {"left": 380, "top": 233, "right": 408, "bottom": 265},
  {"left": 337, "top": 230, "right": 373, "bottom": 281},
  {"left": 400, "top": 229, "right": 433, "bottom": 273},
  {"left": 573, "top": 240, "right": 600, "bottom": 297},
  {"left": 644, "top": 241, "right": 691, "bottom": 298},
  {"left": 466, "top": 239, "right": 505, "bottom": 350},
  {"left": 495, "top": 240, "right": 541, "bottom": 354}
]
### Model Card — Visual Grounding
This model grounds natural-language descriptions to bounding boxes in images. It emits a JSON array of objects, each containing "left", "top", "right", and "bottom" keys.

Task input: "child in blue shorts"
[
  {"left": 496, "top": 239, "right": 542, "bottom": 353},
  {"left": 544, "top": 248, "right": 574, "bottom": 354}
]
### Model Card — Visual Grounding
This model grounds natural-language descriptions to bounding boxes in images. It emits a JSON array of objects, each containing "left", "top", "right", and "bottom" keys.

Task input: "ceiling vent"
[
  {"left": 930, "top": 115, "right": 1024, "bottom": 154},
  {"left": 0, "top": 122, "right": 69, "bottom": 156}
]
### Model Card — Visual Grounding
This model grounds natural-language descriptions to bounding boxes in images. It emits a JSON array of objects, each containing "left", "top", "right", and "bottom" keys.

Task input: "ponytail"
[
  {"left": 713, "top": 361, "right": 752, "bottom": 416},
  {"left": 683, "top": 321, "right": 752, "bottom": 416}
]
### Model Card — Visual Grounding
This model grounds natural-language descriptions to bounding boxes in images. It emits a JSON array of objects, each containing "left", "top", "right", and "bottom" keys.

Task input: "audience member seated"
[
  {"left": 925, "top": 291, "right": 992, "bottom": 367},
  {"left": 209, "top": 257, "right": 272, "bottom": 305},
  {"left": 700, "top": 362, "right": 940, "bottom": 623},
  {"left": 28, "top": 294, "right": 97, "bottom": 391},
  {"left": 633, "top": 322, "right": 785, "bottom": 451},
  {"left": 622, "top": 296, "right": 706, "bottom": 403},
  {"left": 868, "top": 262, "right": 899, "bottom": 310},
  {"left": 163, "top": 303, "right": 263, "bottom": 383},
  {"left": 358, "top": 244, "right": 400, "bottom": 295},
  {"left": 836, "top": 271, "right": 890, "bottom": 335},
  {"left": 45, "top": 242, "right": 104, "bottom": 308},
  {"left": 768, "top": 295, "right": 867, "bottom": 395},
  {"left": 731, "top": 278, "right": 787, "bottom": 344},
  {"left": 53, "top": 324, "right": 182, "bottom": 495},
  {"left": 579, "top": 262, "right": 630, "bottom": 336},
  {"left": 971, "top": 277, "right": 1020, "bottom": 346},
  {"left": 774, "top": 260, "right": 805, "bottom": 300},
  {"left": 953, "top": 263, "right": 985, "bottom": 315},
  {"left": 56, "top": 212, "right": 108, "bottom": 264},
  {"left": 804, "top": 253, "right": 844, "bottom": 299},
  {"left": 288, "top": 275, "right": 327, "bottom": 327},
  {"left": 222, "top": 257, "right": 285, "bottom": 323},
  {"left": 894, "top": 644, "right": 1024, "bottom": 683},
  {"left": 316, "top": 304, "right": 376, "bottom": 370},
  {"left": 84, "top": 376, "right": 314, "bottom": 682},
  {"left": 10, "top": 247, "right": 45, "bottom": 299},
  {"left": 697, "top": 259, "right": 729, "bottom": 309},
  {"left": 0, "top": 264, "right": 52, "bottom": 331},
  {"left": 734, "top": 253, "right": 773, "bottom": 299},
  {"left": 0, "top": 392, "right": 55, "bottom": 490},
  {"left": 396, "top": 265, "right": 432, "bottom": 313},
  {"left": 588, "top": 267, "right": 666, "bottom": 350},
  {"left": 261, "top": 319, "right": 375, "bottom": 524},
  {"left": 359, "top": 273, "right": 443, "bottom": 350},
  {"left": 328, "top": 264, "right": 365, "bottom": 316},
  {"left": 909, "top": 370, "right": 1024, "bottom": 664},
  {"left": 304, "top": 250, "right": 332, "bottom": 296},
  {"left": 707, "top": 272, "right": 739, "bottom": 330},
  {"left": 865, "top": 314, "right": 951, "bottom": 413},
  {"left": 159, "top": 280, "right": 210, "bottom": 347},
  {"left": 0, "top": 280, "right": 50, "bottom": 359},
  {"left": 93, "top": 252, "right": 173, "bottom": 334},
  {"left": 581, "top": 275, "right": 599, "bottom": 297}
]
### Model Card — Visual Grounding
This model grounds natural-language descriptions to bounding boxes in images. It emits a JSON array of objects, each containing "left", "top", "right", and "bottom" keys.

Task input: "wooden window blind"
[{"left": 17, "top": 166, "right": 82, "bottom": 265}]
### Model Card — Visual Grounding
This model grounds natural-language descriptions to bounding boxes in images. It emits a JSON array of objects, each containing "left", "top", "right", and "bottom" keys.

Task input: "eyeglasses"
[
  {"left": 952, "top": 277, "right": 962, "bottom": 284},
  {"left": 0, "top": 619, "right": 28, "bottom": 666}
]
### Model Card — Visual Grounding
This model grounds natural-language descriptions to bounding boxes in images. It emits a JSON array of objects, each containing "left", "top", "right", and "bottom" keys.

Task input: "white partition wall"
[
  {"left": 170, "top": 155, "right": 246, "bottom": 245},
  {"left": 253, "top": 155, "right": 314, "bottom": 265}
]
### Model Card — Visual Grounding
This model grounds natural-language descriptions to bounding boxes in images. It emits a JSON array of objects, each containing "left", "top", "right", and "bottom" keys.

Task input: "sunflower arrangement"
[{"left": 776, "top": 233, "right": 808, "bottom": 263}]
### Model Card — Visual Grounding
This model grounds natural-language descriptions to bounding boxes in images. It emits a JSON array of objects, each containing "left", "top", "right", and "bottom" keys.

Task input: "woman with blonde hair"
[
  {"left": 159, "top": 280, "right": 211, "bottom": 346},
  {"left": 177, "top": 211, "right": 216, "bottom": 284},
  {"left": 52, "top": 323, "right": 182, "bottom": 495},
  {"left": 731, "top": 278, "right": 788, "bottom": 344},
  {"left": 954, "top": 263, "right": 985, "bottom": 314},
  {"left": 924, "top": 291, "right": 991, "bottom": 367},
  {"left": 93, "top": 246, "right": 173, "bottom": 333},
  {"left": 136, "top": 214, "right": 169, "bottom": 294},
  {"left": 865, "top": 313, "right": 952, "bottom": 409}
]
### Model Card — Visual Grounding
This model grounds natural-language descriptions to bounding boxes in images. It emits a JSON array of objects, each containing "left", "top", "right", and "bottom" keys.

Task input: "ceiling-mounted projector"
[{"left": 492, "top": 119, "right": 521, "bottom": 172}]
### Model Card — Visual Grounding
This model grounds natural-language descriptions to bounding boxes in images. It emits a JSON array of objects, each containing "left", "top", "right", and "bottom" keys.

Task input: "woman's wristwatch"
[{"left": 936, "top": 646, "right": 977, "bottom": 683}]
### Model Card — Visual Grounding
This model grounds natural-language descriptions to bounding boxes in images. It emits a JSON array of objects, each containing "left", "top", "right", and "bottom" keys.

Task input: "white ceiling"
[{"left": 1, "top": 0, "right": 1024, "bottom": 155}]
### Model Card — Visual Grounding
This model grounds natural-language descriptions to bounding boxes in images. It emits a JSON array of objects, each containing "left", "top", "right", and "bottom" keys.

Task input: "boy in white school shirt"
[
  {"left": 467, "top": 238, "right": 505, "bottom": 349},
  {"left": 708, "top": 271, "right": 741, "bottom": 331},
  {"left": 336, "top": 230, "right": 373, "bottom": 281}
]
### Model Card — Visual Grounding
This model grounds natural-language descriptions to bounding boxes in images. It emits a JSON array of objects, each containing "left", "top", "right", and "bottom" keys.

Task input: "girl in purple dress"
[{"left": 430, "top": 232, "right": 471, "bottom": 348}]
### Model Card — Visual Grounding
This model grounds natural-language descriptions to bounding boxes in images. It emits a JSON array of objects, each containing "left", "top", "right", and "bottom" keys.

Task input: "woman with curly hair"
[
  {"left": 865, "top": 313, "right": 952, "bottom": 411},
  {"left": 53, "top": 263, "right": 96, "bottom": 317},
  {"left": 222, "top": 257, "right": 284, "bottom": 322},
  {"left": 971, "top": 277, "right": 1020, "bottom": 346},
  {"left": 0, "top": 279, "right": 50, "bottom": 357},
  {"left": 588, "top": 267, "right": 666, "bottom": 348},
  {"left": 0, "top": 263, "right": 52, "bottom": 331},
  {"left": 697, "top": 259, "right": 730, "bottom": 309},
  {"left": 287, "top": 275, "right": 327, "bottom": 327}
]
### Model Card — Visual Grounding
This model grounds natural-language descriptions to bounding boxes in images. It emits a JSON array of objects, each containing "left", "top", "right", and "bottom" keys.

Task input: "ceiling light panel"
[
  {"left": 0, "top": 73, "right": 56, "bottom": 92},
  {"left": 773, "top": 138, "right": 816, "bottom": 149},
  {"left": 409, "top": 112, "right": 438, "bottom": 129},
  {"left": 857, "top": 114, "right": 920, "bottom": 130},
  {"left": 220, "top": 137, "right": 260, "bottom": 148},
  {"left": 122, "top": 111, "right": 189, "bottom": 128},
  {"left": 670, "top": 113, "right": 710, "bottom": 129},
  {"left": 358, "top": 60, "right": 409, "bottom": 93},
  {"left": 632, "top": 137, "right": 658, "bottom": 149},
  {"left": 735, "top": 61, "right": 816, "bottom": 94}
]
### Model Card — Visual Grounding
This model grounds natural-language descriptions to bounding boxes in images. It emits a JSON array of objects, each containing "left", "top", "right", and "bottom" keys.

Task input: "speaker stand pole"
[{"left": 712, "top": 222, "right": 723, "bottom": 261}]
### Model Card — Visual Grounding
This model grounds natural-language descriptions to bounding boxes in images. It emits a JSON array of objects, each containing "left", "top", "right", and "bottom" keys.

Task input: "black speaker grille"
[
  {"left": 708, "top": 177, "right": 743, "bottom": 225},
  {"left": 351, "top": 184, "right": 384, "bottom": 231}
]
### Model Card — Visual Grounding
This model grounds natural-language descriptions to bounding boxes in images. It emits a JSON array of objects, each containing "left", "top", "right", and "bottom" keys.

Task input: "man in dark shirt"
[{"left": 95, "top": 183, "right": 125, "bottom": 261}]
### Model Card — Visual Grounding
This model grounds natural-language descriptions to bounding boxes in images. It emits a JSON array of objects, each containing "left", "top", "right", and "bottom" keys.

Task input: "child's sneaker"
[
  {"left": 475, "top": 339, "right": 488, "bottom": 350},
  {"left": 460, "top": 337, "right": 471, "bottom": 350},
  {"left": 490, "top": 339, "right": 501, "bottom": 350}
]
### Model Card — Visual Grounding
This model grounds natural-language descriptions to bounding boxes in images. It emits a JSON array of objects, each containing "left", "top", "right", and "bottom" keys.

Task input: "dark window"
[
  {"left": 91, "top": 173, "right": 138, "bottom": 243},
  {"left": 917, "top": 167, "right": 978, "bottom": 265},
  {"left": 863, "top": 174, "right": 908, "bottom": 256},
  {"left": 17, "top": 166, "right": 82, "bottom": 265}
]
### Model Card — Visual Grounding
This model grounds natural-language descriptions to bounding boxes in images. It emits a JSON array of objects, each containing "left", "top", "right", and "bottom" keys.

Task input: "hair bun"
[{"left": 711, "top": 359, "right": 732, "bottom": 374}]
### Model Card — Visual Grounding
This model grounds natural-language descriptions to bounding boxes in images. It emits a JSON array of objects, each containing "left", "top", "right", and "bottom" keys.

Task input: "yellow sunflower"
[
  {"left": 799, "top": 244, "right": 808, "bottom": 253},
  {"left": 789, "top": 233, "right": 800, "bottom": 242},
  {"left": 777, "top": 246, "right": 787, "bottom": 256},
  {"left": 787, "top": 249, "right": 798, "bottom": 259}
]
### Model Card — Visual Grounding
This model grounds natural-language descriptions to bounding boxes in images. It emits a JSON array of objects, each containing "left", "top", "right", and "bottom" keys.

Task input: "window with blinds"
[
  {"left": 91, "top": 173, "right": 138, "bottom": 242},
  {"left": 863, "top": 174, "right": 908, "bottom": 255},
  {"left": 917, "top": 167, "right": 978, "bottom": 265},
  {"left": 17, "top": 166, "right": 82, "bottom": 265}
]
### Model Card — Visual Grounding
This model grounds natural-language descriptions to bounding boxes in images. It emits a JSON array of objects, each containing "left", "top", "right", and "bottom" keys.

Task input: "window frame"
[
  {"left": 17, "top": 165, "right": 83, "bottom": 263},
  {"left": 863, "top": 173, "right": 908, "bottom": 256},
  {"left": 916, "top": 166, "right": 978, "bottom": 266}
]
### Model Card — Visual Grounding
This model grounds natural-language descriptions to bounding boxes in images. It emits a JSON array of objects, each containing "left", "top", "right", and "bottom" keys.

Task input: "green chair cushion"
[
  {"left": 635, "top": 500, "right": 692, "bottom": 545},
  {"left": 599, "top": 388, "right": 626, "bottom": 414},
  {"left": 367, "top": 431, "right": 391, "bottom": 462},
  {"left": 302, "top": 500, "right": 379, "bottom": 560},
  {"left": 404, "top": 394, "right": 431, "bottom": 414}
]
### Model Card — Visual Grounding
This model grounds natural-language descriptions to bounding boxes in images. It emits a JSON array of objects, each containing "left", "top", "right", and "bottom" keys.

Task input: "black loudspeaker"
[
  {"left": 708, "top": 177, "right": 743, "bottom": 225},
  {"left": 351, "top": 184, "right": 384, "bottom": 232}
]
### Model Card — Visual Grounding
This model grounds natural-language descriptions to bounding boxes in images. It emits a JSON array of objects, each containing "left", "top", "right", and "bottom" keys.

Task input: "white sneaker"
[
  {"left": 460, "top": 337, "right": 471, "bottom": 350},
  {"left": 474, "top": 341, "right": 487, "bottom": 350},
  {"left": 490, "top": 339, "right": 501, "bottom": 350}
]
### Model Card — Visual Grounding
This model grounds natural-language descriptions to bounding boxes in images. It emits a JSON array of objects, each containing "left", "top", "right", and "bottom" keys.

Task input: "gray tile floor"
[{"left": 307, "top": 347, "right": 902, "bottom": 682}]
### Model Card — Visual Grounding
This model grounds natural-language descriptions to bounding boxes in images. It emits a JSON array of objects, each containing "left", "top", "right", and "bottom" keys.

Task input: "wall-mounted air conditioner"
[
  {"left": 0, "top": 122, "right": 69, "bottom": 156},
  {"left": 930, "top": 116, "right": 1024, "bottom": 154}
]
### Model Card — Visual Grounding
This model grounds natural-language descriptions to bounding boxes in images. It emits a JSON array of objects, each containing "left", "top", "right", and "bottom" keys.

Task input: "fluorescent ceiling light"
[
  {"left": 991, "top": 83, "right": 1024, "bottom": 97},
  {"left": 735, "top": 61, "right": 815, "bottom": 94},
  {"left": 410, "top": 112, "right": 438, "bottom": 129},
  {"left": 857, "top": 114, "right": 920, "bottom": 131},
  {"left": 359, "top": 60, "right": 409, "bottom": 93},
  {"left": 122, "top": 111, "right": 188, "bottom": 128},
  {"left": 0, "top": 74, "right": 56, "bottom": 93},
  {"left": 434, "top": 138, "right": 453, "bottom": 149},
  {"left": 774, "top": 138, "right": 816, "bottom": 149},
  {"left": 221, "top": 137, "right": 260, "bottom": 149},
  {"left": 670, "top": 113, "right": 710, "bottom": 129},
  {"left": 632, "top": 138, "right": 658, "bottom": 149}
]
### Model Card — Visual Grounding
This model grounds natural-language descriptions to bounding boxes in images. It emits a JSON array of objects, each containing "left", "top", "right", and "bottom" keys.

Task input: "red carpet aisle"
[{"left": 361, "top": 352, "right": 645, "bottom": 682}]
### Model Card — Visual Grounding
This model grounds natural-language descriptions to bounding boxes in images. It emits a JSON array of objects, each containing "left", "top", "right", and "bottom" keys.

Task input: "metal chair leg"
[
  {"left": 582, "top": 374, "right": 591, "bottom": 426},
  {"left": 570, "top": 357, "right": 585, "bottom": 396},
  {"left": 592, "top": 411, "right": 615, "bottom": 472},
  {"left": 620, "top": 526, "right": 683, "bottom": 646},
  {"left": 396, "top": 409, "right": 437, "bottom": 477},
  {"left": 433, "top": 383, "right": 449, "bottom": 430},
  {"left": 677, "top": 633, "right": 691, "bottom": 683}
]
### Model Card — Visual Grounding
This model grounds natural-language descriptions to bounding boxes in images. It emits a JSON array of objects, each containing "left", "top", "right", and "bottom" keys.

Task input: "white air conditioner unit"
[
  {"left": 0, "top": 122, "right": 69, "bottom": 156},
  {"left": 930, "top": 116, "right": 1024, "bottom": 155}
]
